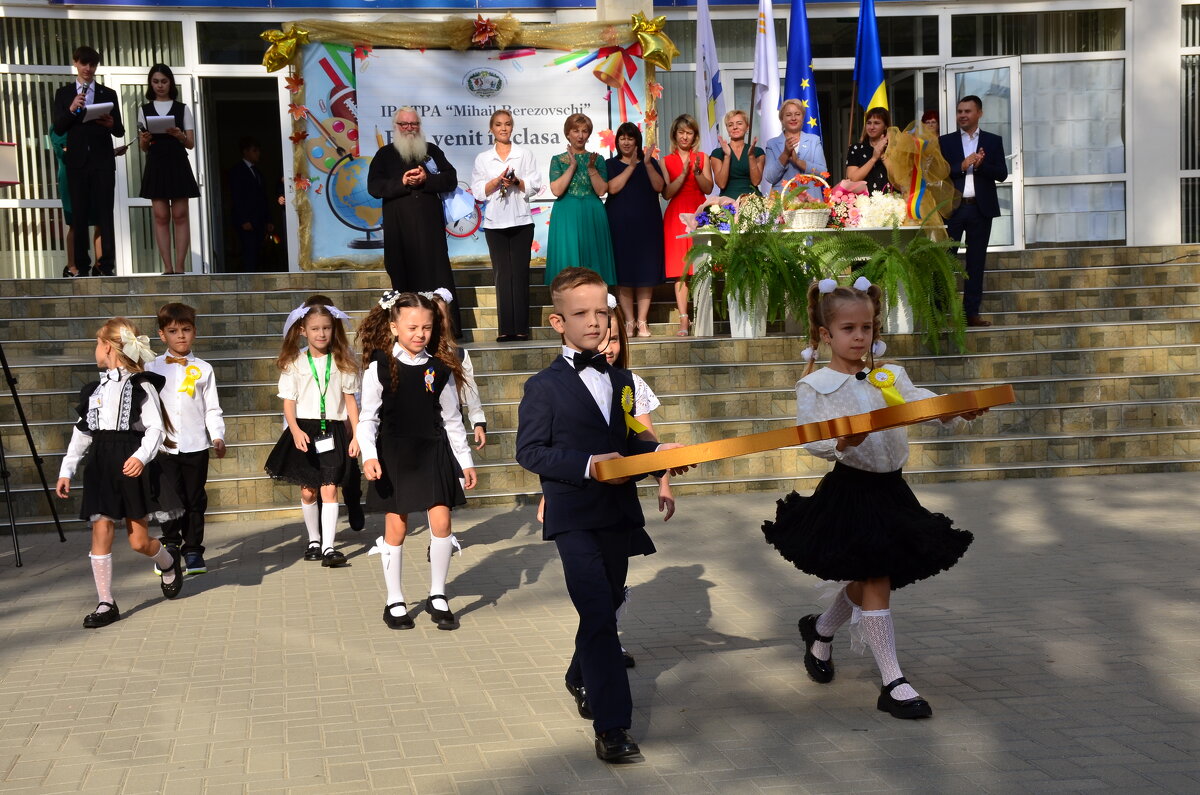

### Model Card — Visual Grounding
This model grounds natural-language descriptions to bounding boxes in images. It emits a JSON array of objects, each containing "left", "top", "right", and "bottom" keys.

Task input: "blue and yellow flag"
[
  {"left": 853, "top": 0, "right": 888, "bottom": 112},
  {"left": 783, "top": 0, "right": 822, "bottom": 140}
]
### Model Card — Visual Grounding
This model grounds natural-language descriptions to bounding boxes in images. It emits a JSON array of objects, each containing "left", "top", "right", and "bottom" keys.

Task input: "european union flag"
[
  {"left": 784, "top": 0, "right": 823, "bottom": 139},
  {"left": 854, "top": 0, "right": 888, "bottom": 112}
]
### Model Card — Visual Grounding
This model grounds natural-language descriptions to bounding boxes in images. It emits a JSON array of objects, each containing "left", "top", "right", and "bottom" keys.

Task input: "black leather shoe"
[
  {"left": 160, "top": 548, "right": 184, "bottom": 599},
  {"left": 877, "top": 677, "right": 933, "bottom": 719},
  {"left": 594, "top": 728, "right": 642, "bottom": 763},
  {"left": 565, "top": 680, "right": 593, "bottom": 720},
  {"left": 622, "top": 650, "right": 636, "bottom": 669},
  {"left": 322, "top": 549, "right": 348, "bottom": 567},
  {"left": 798, "top": 614, "right": 835, "bottom": 684},
  {"left": 427, "top": 594, "right": 459, "bottom": 630},
  {"left": 82, "top": 602, "right": 120, "bottom": 628},
  {"left": 303, "top": 541, "right": 322, "bottom": 561},
  {"left": 495, "top": 334, "right": 514, "bottom": 343},
  {"left": 382, "top": 602, "right": 415, "bottom": 630},
  {"left": 347, "top": 500, "right": 365, "bottom": 531}
]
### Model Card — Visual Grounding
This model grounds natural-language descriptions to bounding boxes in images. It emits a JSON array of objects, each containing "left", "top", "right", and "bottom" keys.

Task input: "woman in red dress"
[{"left": 662, "top": 114, "right": 713, "bottom": 337}]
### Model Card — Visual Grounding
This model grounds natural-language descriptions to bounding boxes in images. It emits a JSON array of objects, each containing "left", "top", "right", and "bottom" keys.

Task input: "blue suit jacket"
[
  {"left": 516, "top": 356, "right": 660, "bottom": 541},
  {"left": 938, "top": 128, "right": 1008, "bottom": 219}
]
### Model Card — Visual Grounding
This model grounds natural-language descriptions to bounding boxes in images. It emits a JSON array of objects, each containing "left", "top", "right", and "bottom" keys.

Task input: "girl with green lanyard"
[{"left": 265, "top": 299, "right": 361, "bottom": 566}]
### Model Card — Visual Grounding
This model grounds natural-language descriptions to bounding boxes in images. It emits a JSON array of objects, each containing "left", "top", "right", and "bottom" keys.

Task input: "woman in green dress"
[
  {"left": 545, "top": 113, "right": 615, "bottom": 285},
  {"left": 710, "top": 109, "right": 765, "bottom": 200}
]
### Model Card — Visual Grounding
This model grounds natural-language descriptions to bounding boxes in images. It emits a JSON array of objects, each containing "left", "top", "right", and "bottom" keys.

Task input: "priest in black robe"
[{"left": 367, "top": 107, "right": 462, "bottom": 334}]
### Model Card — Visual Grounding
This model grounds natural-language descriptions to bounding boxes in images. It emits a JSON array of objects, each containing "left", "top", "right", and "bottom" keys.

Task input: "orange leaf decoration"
[
  {"left": 285, "top": 75, "right": 304, "bottom": 94},
  {"left": 530, "top": 239, "right": 541, "bottom": 254},
  {"left": 293, "top": 175, "right": 311, "bottom": 191},
  {"left": 287, "top": 103, "right": 308, "bottom": 121},
  {"left": 649, "top": 82, "right": 664, "bottom": 99},
  {"left": 599, "top": 129, "right": 616, "bottom": 151},
  {"left": 472, "top": 15, "right": 498, "bottom": 47},
  {"left": 289, "top": 130, "right": 308, "bottom": 145},
  {"left": 353, "top": 43, "right": 373, "bottom": 60},
  {"left": 645, "top": 110, "right": 658, "bottom": 123}
]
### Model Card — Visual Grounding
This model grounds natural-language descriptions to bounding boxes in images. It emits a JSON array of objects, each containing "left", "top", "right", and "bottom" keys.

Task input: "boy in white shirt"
[{"left": 147, "top": 302, "right": 225, "bottom": 576}]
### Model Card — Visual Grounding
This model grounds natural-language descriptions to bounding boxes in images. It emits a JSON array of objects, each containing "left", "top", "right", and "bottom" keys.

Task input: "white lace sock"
[
  {"left": 301, "top": 501, "right": 320, "bottom": 544},
  {"left": 151, "top": 542, "right": 176, "bottom": 586},
  {"left": 861, "top": 609, "right": 919, "bottom": 700},
  {"left": 381, "top": 541, "right": 406, "bottom": 617},
  {"left": 89, "top": 553, "right": 114, "bottom": 611},
  {"left": 428, "top": 535, "right": 455, "bottom": 612},
  {"left": 812, "top": 587, "right": 856, "bottom": 662},
  {"left": 320, "top": 502, "right": 339, "bottom": 553}
]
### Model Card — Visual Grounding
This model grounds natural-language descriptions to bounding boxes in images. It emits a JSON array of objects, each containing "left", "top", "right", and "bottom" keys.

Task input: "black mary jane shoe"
[
  {"left": 82, "top": 602, "right": 120, "bottom": 628},
  {"left": 322, "top": 549, "right": 348, "bottom": 568},
  {"left": 303, "top": 541, "right": 323, "bottom": 561},
  {"left": 564, "top": 680, "right": 593, "bottom": 720},
  {"left": 382, "top": 602, "right": 415, "bottom": 630},
  {"left": 797, "top": 614, "right": 835, "bottom": 684},
  {"left": 877, "top": 677, "right": 933, "bottom": 719},
  {"left": 427, "top": 594, "right": 459, "bottom": 630},
  {"left": 160, "top": 549, "right": 184, "bottom": 599},
  {"left": 594, "top": 728, "right": 643, "bottom": 764}
]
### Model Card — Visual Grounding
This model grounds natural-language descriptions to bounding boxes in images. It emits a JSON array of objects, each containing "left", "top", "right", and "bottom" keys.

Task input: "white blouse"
[
  {"left": 137, "top": 100, "right": 195, "bottom": 131},
  {"left": 470, "top": 143, "right": 544, "bottom": 229},
  {"left": 277, "top": 348, "right": 360, "bottom": 421},
  {"left": 58, "top": 369, "right": 167, "bottom": 479},
  {"left": 632, "top": 372, "right": 660, "bottom": 417},
  {"left": 460, "top": 348, "right": 486, "bottom": 427},
  {"left": 796, "top": 364, "right": 957, "bottom": 473},
  {"left": 146, "top": 353, "right": 225, "bottom": 454}
]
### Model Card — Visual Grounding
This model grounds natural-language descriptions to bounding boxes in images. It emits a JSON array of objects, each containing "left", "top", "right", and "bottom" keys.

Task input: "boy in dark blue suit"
[{"left": 516, "top": 267, "right": 685, "bottom": 763}]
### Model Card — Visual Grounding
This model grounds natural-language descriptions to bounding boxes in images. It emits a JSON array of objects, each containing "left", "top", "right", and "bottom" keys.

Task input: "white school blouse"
[
  {"left": 460, "top": 348, "right": 486, "bottom": 428},
  {"left": 146, "top": 353, "right": 225, "bottom": 454},
  {"left": 277, "top": 348, "right": 361, "bottom": 421},
  {"left": 470, "top": 143, "right": 543, "bottom": 229},
  {"left": 137, "top": 100, "right": 195, "bottom": 131},
  {"left": 58, "top": 368, "right": 167, "bottom": 479}
]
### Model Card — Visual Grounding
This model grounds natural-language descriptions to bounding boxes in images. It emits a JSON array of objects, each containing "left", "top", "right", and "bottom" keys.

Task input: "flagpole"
[
  {"left": 848, "top": 80, "right": 858, "bottom": 151},
  {"left": 748, "top": 84, "right": 758, "bottom": 141}
]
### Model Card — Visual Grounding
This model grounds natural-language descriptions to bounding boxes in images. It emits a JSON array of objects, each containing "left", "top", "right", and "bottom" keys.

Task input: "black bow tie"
[{"left": 572, "top": 350, "right": 609, "bottom": 374}]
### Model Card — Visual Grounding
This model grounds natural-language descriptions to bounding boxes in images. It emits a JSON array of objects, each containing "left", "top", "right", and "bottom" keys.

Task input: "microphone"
[{"left": 75, "top": 82, "right": 89, "bottom": 116}]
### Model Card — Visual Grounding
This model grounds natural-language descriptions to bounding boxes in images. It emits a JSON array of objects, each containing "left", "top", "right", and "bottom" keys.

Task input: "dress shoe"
[
  {"left": 877, "top": 677, "right": 933, "bottom": 719},
  {"left": 347, "top": 500, "right": 365, "bottom": 531},
  {"left": 382, "top": 602, "right": 415, "bottom": 630},
  {"left": 495, "top": 334, "right": 514, "bottom": 343},
  {"left": 303, "top": 541, "right": 323, "bottom": 561},
  {"left": 594, "top": 728, "right": 642, "bottom": 763},
  {"left": 564, "top": 680, "right": 593, "bottom": 720},
  {"left": 622, "top": 650, "right": 636, "bottom": 669},
  {"left": 322, "top": 549, "right": 348, "bottom": 567},
  {"left": 797, "top": 614, "right": 835, "bottom": 684},
  {"left": 966, "top": 315, "right": 992, "bottom": 327},
  {"left": 427, "top": 594, "right": 459, "bottom": 630},
  {"left": 160, "top": 548, "right": 184, "bottom": 599},
  {"left": 62, "top": 266, "right": 80, "bottom": 278},
  {"left": 82, "top": 601, "right": 120, "bottom": 628},
  {"left": 513, "top": 333, "right": 530, "bottom": 341}
]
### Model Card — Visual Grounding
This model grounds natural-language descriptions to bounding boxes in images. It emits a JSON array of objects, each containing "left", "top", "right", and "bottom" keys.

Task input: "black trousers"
[
  {"left": 68, "top": 166, "right": 116, "bottom": 274},
  {"left": 238, "top": 226, "right": 264, "bottom": 272},
  {"left": 158, "top": 449, "right": 210, "bottom": 554},
  {"left": 484, "top": 224, "right": 534, "bottom": 337},
  {"left": 556, "top": 524, "right": 635, "bottom": 735},
  {"left": 945, "top": 202, "right": 994, "bottom": 317}
]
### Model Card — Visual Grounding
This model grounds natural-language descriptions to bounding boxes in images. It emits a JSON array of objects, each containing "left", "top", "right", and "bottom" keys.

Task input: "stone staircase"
[{"left": 2, "top": 244, "right": 1198, "bottom": 531}]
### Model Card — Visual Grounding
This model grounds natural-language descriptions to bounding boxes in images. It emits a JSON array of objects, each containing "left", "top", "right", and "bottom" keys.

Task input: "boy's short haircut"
[
  {"left": 238, "top": 136, "right": 260, "bottom": 154},
  {"left": 73, "top": 46, "right": 101, "bottom": 66},
  {"left": 157, "top": 302, "right": 197, "bottom": 329},
  {"left": 549, "top": 267, "right": 607, "bottom": 312}
]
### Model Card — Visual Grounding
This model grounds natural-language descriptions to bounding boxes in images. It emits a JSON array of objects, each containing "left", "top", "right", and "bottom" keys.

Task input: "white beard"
[{"left": 393, "top": 132, "right": 428, "bottom": 163}]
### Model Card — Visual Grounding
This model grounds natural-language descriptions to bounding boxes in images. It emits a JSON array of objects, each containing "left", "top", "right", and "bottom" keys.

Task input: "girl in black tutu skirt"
[
  {"left": 762, "top": 277, "right": 986, "bottom": 719},
  {"left": 356, "top": 290, "right": 477, "bottom": 631},
  {"left": 264, "top": 299, "right": 360, "bottom": 567},
  {"left": 55, "top": 318, "right": 186, "bottom": 628}
]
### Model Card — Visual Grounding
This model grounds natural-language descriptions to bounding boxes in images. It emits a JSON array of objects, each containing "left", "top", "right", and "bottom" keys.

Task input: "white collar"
[
  {"left": 243, "top": 159, "right": 256, "bottom": 169},
  {"left": 163, "top": 351, "right": 194, "bottom": 361},
  {"left": 393, "top": 342, "right": 429, "bottom": 365},
  {"left": 561, "top": 345, "right": 584, "bottom": 363},
  {"left": 490, "top": 144, "right": 522, "bottom": 162},
  {"left": 960, "top": 128, "right": 980, "bottom": 139},
  {"left": 100, "top": 367, "right": 127, "bottom": 384},
  {"left": 799, "top": 367, "right": 854, "bottom": 394}
]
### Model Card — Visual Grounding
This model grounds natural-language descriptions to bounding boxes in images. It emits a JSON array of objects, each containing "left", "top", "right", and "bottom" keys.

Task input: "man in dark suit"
[
  {"left": 939, "top": 95, "right": 1008, "bottom": 327},
  {"left": 516, "top": 268, "right": 685, "bottom": 764},
  {"left": 52, "top": 46, "right": 124, "bottom": 276},
  {"left": 228, "top": 137, "right": 272, "bottom": 272}
]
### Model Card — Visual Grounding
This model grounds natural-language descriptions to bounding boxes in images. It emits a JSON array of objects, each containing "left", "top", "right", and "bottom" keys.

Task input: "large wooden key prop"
[{"left": 594, "top": 384, "right": 1016, "bottom": 482}]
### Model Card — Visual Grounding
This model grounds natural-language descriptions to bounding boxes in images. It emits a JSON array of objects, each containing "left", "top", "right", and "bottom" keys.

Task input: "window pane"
[
  {"left": 952, "top": 9, "right": 1125, "bottom": 57},
  {"left": 1183, "top": 177, "right": 1200, "bottom": 243},
  {"left": 0, "top": 17, "right": 183, "bottom": 67},
  {"left": 1025, "top": 182, "right": 1125, "bottom": 246},
  {"left": 0, "top": 207, "right": 68, "bottom": 279},
  {"left": 1022, "top": 60, "right": 1125, "bottom": 177},
  {"left": 197, "top": 22, "right": 273, "bottom": 65},
  {"left": 1185, "top": 57, "right": 1200, "bottom": 170},
  {"left": 1185, "top": 4, "right": 1200, "bottom": 48},
  {"left": 665, "top": 18, "right": 786, "bottom": 64},
  {"left": 666, "top": 16, "right": 935, "bottom": 63},
  {"left": 0, "top": 74, "right": 65, "bottom": 202},
  {"left": 128, "top": 206, "right": 161, "bottom": 274}
]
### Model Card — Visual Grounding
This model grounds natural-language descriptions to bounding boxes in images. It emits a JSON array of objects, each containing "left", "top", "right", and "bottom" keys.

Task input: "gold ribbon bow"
[
  {"left": 630, "top": 12, "right": 679, "bottom": 71},
  {"left": 261, "top": 26, "right": 310, "bottom": 73},
  {"left": 621, "top": 385, "right": 648, "bottom": 434},
  {"left": 178, "top": 365, "right": 203, "bottom": 398},
  {"left": 866, "top": 368, "right": 906, "bottom": 407}
]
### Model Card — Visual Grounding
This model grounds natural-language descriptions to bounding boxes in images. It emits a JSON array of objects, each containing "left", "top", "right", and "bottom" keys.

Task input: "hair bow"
[
  {"left": 118, "top": 327, "right": 156, "bottom": 364},
  {"left": 379, "top": 290, "right": 402, "bottom": 310},
  {"left": 283, "top": 302, "right": 351, "bottom": 336},
  {"left": 434, "top": 287, "right": 454, "bottom": 304},
  {"left": 606, "top": 293, "right": 617, "bottom": 309},
  {"left": 853, "top": 276, "right": 873, "bottom": 292},
  {"left": 818, "top": 278, "right": 838, "bottom": 294},
  {"left": 800, "top": 346, "right": 817, "bottom": 362},
  {"left": 872, "top": 339, "right": 887, "bottom": 357}
]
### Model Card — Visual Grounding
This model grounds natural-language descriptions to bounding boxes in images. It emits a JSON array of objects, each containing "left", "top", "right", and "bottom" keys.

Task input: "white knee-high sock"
[
  {"left": 321, "top": 502, "right": 339, "bottom": 552},
  {"left": 89, "top": 553, "right": 114, "bottom": 610},
  {"left": 381, "top": 541, "right": 406, "bottom": 617},
  {"left": 301, "top": 501, "right": 320, "bottom": 544},
  {"left": 861, "top": 609, "right": 919, "bottom": 700},
  {"left": 428, "top": 535, "right": 456, "bottom": 612},
  {"left": 812, "top": 587, "right": 856, "bottom": 662},
  {"left": 151, "top": 542, "right": 176, "bottom": 585}
]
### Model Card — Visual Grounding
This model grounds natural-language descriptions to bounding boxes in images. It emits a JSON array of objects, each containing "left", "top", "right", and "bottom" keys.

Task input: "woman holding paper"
[{"left": 137, "top": 64, "right": 199, "bottom": 275}]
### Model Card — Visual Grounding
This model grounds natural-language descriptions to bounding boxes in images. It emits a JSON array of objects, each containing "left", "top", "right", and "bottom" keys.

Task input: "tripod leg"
[{"left": 0, "top": 431, "right": 22, "bottom": 566}]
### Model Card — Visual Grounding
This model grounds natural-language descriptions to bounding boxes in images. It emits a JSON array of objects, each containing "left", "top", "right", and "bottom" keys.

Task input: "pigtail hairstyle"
[
  {"left": 417, "top": 294, "right": 466, "bottom": 401},
  {"left": 276, "top": 316, "right": 306, "bottom": 372},
  {"left": 429, "top": 295, "right": 464, "bottom": 384},
  {"left": 803, "top": 280, "right": 885, "bottom": 376},
  {"left": 301, "top": 295, "right": 359, "bottom": 375},
  {"left": 605, "top": 304, "right": 630, "bottom": 370},
  {"left": 97, "top": 317, "right": 176, "bottom": 445},
  {"left": 357, "top": 301, "right": 399, "bottom": 390}
]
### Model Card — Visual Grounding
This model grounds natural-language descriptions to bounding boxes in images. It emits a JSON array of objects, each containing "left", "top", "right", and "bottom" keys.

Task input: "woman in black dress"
[
  {"left": 845, "top": 107, "right": 891, "bottom": 195},
  {"left": 137, "top": 64, "right": 200, "bottom": 275},
  {"left": 605, "top": 122, "right": 665, "bottom": 338}
]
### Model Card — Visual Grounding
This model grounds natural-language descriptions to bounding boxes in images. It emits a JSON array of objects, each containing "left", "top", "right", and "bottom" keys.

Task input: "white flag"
[
  {"left": 694, "top": 0, "right": 727, "bottom": 157},
  {"left": 753, "top": 0, "right": 782, "bottom": 143}
]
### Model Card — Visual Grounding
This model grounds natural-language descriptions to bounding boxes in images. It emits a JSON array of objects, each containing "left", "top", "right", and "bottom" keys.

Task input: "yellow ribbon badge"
[
  {"left": 261, "top": 26, "right": 310, "bottom": 72},
  {"left": 631, "top": 12, "right": 680, "bottom": 71},
  {"left": 621, "top": 385, "right": 648, "bottom": 434},
  {"left": 866, "top": 368, "right": 906, "bottom": 407},
  {"left": 178, "top": 365, "right": 202, "bottom": 398}
]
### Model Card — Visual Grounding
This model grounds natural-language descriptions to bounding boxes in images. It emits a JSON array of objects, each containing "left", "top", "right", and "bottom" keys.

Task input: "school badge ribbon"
[
  {"left": 424, "top": 367, "right": 436, "bottom": 393},
  {"left": 178, "top": 365, "right": 203, "bottom": 397},
  {"left": 621, "top": 385, "right": 647, "bottom": 434},
  {"left": 866, "top": 368, "right": 906, "bottom": 407}
]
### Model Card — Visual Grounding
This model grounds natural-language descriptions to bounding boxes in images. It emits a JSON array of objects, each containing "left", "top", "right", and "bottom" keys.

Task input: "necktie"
[
  {"left": 573, "top": 350, "right": 609, "bottom": 374},
  {"left": 166, "top": 356, "right": 188, "bottom": 365}
]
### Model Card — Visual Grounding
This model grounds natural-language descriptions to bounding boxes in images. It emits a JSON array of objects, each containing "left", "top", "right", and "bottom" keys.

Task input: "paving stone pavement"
[{"left": 1, "top": 471, "right": 1198, "bottom": 794}]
